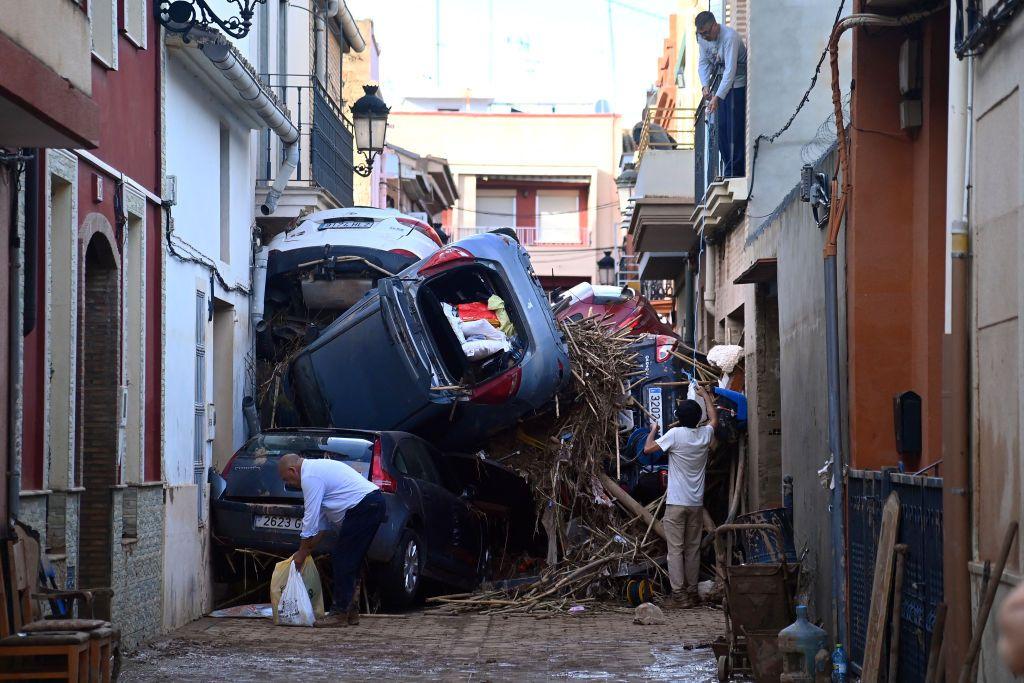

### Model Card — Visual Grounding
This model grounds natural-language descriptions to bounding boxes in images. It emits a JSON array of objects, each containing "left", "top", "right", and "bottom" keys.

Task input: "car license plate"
[
  {"left": 254, "top": 515, "right": 301, "bottom": 532},
  {"left": 647, "top": 387, "right": 663, "bottom": 432},
  {"left": 319, "top": 219, "right": 373, "bottom": 230}
]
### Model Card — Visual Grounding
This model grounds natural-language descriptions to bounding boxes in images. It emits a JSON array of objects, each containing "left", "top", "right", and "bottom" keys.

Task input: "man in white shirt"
[
  {"left": 643, "top": 386, "right": 718, "bottom": 607},
  {"left": 696, "top": 10, "right": 747, "bottom": 178},
  {"left": 278, "top": 453, "right": 384, "bottom": 625}
]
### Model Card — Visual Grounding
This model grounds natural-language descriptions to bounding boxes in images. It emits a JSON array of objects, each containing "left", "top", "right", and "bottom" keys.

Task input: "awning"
[{"left": 733, "top": 258, "right": 778, "bottom": 285}]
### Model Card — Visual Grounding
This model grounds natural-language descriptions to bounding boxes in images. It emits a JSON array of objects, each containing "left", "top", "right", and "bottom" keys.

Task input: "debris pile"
[{"left": 430, "top": 316, "right": 674, "bottom": 615}]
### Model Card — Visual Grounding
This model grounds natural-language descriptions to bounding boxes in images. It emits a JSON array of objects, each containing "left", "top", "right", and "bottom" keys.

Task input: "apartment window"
[
  {"left": 194, "top": 292, "right": 207, "bottom": 521},
  {"left": 122, "top": 0, "right": 146, "bottom": 48},
  {"left": 91, "top": 0, "right": 118, "bottom": 68},
  {"left": 219, "top": 125, "right": 231, "bottom": 264},
  {"left": 537, "top": 190, "right": 580, "bottom": 244},
  {"left": 476, "top": 190, "right": 516, "bottom": 229}
]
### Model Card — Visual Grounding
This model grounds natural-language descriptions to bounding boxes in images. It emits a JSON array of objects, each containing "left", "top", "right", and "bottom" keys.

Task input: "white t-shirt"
[
  {"left": 656, "top": 425, "right": 715, "bottom": 506},
  {"left": 299, "top": 458, "right": 379, "bottom": 538}
]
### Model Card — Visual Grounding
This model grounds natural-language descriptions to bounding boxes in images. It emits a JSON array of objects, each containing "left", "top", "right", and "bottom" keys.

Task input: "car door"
[
  {"left": 427, "top": 445, "right": 484, "bottom": 580},
  {"left": 391, "top": 438, "right": 452, "bottom": 574}
]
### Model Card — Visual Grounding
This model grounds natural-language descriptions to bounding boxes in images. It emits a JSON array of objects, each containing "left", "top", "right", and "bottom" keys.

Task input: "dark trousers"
[
  {"left": 717, "top": 86, "right": 746, "bottom": 178},
  {"left": 330, "top": 490, "right": 385, "bottom": 612}
]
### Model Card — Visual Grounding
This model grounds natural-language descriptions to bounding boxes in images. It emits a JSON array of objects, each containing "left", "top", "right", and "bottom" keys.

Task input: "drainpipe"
[
  {"left": 327, "top": 1, "right": 366, "bottom": 53},
  {"left": 198, "top": 41, "right": 299, "bottom": 216},
  {"left": 703, "top": 240, "right": 716, "bottom": 315},
  {"left": 682, "top": 259, "right": 695, "bottom": 348},
  {"left": 252, "top": 246, "right": 269, "bottom": 332},
  {"left": 942, "top": 1, "right": 973, "bottom": 669}
]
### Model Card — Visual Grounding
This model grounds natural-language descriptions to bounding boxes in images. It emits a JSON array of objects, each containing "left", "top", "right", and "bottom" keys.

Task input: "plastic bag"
[
  {"left": 276, "top": 563, "right": 315, "bottom": 626},
  {"left": 270, "top": 556, "right": 325, "bottom": 625},
  {"left": 487, "top": 295, "right": 515, "bottom": 336},
  {"left": 458, "top": 301, "right": 499, "bottom": 327},
  {"left": 442, "top": 303, "right": 467, "bottom": 343},
  {"left": 459, "top": 319, "right": 510, "bottom": 359},
  {"left": 686, "top": 380, "right": 707, "bottom": 424}
]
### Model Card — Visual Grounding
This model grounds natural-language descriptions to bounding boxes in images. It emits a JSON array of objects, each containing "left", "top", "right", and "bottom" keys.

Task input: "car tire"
[{"left": 381, "top": 528, "right": 423, "bottom": 609}]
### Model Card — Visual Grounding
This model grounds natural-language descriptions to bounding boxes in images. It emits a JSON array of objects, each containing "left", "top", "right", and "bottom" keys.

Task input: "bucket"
[{"left": 736, "top": 507, "right": 797, "bottom": 563}]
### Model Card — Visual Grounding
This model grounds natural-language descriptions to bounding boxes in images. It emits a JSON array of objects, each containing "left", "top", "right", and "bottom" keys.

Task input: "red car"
[{"left": 552, "top": 283, "right": 676, "bottom": 337}]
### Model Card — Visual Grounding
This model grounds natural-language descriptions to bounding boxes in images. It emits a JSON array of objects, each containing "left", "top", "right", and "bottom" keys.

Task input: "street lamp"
[
  {"left": 351, "top": 85, "right": 390, "bottom": 178},
  {"left": 597, "top": 251, "right": 616, "bottom": 286},
  {"left": 155, "top": 0, "right": 267, "bottom": 40}
]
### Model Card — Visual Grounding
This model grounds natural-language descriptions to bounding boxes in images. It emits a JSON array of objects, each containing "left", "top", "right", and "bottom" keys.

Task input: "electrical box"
[
  {"left": 900, "top": 100, "right": 923, "bottom": 130},
  {"left": 898, "top": 38, "right": 922, "bottom": 95},
  {"left": 893, "top": 391, "right": 922, "bottom": 456}
]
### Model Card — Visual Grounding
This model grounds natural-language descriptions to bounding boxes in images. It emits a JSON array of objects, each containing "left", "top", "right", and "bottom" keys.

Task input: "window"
[
  {"left": 219, "top": 125, "right": 231, "bottom": 263},
  {"left": 475, "top": 190, "right": 516, "bottom": 229},
  {"left": 122, "top": 0, "right": 146, "bottom": 48},
  {"left": 91, "top": 0, "right": 118, "bottom": 68},
  {"left": 537, "top": 190, "right": 580, "bottom": 244},
  {"left": 194, "top": 292, "right": 207, "bottom": 520}
]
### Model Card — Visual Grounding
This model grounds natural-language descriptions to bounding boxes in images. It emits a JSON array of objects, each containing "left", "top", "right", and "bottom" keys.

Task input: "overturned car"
[{"left": 286, "top": 232, "right": 571, "bottom": 449}]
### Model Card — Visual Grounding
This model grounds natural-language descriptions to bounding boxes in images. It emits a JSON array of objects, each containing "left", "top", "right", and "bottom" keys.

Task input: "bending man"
[{"left": 278, "top": 452, "right": 385, "bottom": 626}]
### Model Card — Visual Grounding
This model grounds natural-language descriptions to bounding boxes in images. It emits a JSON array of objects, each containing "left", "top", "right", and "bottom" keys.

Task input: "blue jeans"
[
  {"left": 330, "top": 490, "right": 385, "bottom": 611},
  {"left": 717, "top": 86, "right": 746, "bottom": 178}
]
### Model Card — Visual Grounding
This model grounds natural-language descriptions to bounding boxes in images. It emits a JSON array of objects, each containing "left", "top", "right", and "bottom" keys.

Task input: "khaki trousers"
[{"left": 663, "top": 504, "right": 703, "bottom": 594}]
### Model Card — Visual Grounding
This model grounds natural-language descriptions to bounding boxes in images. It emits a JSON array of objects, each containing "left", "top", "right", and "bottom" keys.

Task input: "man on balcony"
[{"left": 696, "top": 11, "right": 747, "bottom": 178}]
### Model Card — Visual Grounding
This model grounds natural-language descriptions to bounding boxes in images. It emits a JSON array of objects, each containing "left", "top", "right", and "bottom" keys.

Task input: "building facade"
[
  {"left": 8, "top": 0, "right": 166, "bottom": 648},
  {"left": 388, "top": 109, "right": 621, "bottom": 289}
]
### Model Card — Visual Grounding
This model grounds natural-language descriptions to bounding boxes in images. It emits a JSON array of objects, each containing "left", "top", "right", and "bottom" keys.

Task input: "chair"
[{"left": 0, "top": 526, "right": 120, "bottom": 681}]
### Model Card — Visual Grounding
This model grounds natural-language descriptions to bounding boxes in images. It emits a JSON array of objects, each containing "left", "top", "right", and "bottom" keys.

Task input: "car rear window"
[{"left": 240, "top": 433, "right": 373, "bottom": 462}]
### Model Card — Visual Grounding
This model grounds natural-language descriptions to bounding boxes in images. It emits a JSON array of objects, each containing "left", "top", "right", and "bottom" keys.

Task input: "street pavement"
[{"left": 122, "top": 605, "right": 726, "bottom": 681}]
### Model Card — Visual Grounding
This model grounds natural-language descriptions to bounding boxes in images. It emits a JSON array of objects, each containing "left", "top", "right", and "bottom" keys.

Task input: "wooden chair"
[{"left": 0, "top": 527, "right": 120, "bottom": 681}]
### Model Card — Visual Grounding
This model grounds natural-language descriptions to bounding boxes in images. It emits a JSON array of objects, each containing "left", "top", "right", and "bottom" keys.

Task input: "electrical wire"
[
  {"left": 161, "top": 202, "right": 251, "bottom": 294},
  {"left": 746, "top": 0, "right": 847, "bottom": 199}
]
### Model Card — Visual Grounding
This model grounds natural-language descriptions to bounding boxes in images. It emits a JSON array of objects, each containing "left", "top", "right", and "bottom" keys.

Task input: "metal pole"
[{"left": 825, "top": 252, "right": 847, "bottom": 647}]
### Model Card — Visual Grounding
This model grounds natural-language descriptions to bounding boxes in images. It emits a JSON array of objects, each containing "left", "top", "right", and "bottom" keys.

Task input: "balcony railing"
[
  {"left": 457, "top": 226, "right": 586, "bottom": 246},
  {"left": 641, "top": 280, "right": 675, "bottom": 301},
  {"left": 636, "top": 106, "right": 696, "bottom": 165},
  {"left": 694, "top": 101, "right": 722, "bottom": 206},
  {"left": 258, "top": 75, "right": 354, "bottom": 207}
]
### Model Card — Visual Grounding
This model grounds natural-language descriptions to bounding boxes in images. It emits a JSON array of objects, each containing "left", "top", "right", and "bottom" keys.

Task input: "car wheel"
[{"left": 381, "top": 528, "right": 423, "bottom": 609}]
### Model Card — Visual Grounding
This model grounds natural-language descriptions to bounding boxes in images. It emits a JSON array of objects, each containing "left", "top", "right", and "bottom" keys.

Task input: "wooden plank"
[
  {"left": 0, "top": 542, "right": 11, "bottom": 638},
  {"left": 887, "top": 544, "right": 908, "bottom": 683},
  {"left": 861, "top": 492, "right": 901, "bottom": 683}
]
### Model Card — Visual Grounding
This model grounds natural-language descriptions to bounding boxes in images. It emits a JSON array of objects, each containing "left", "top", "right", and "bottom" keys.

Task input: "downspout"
[
  {"left": 824, "top": 7, "right": 943, "bottom": 649},
  {"left": 682, "top": 258, "right": 696, "bottom": 348},
  {"left": 703, "top": 240, "right": 716, "bottom": 315},
  {"left": 942, "top": 0, "right": 973, "bottom": 669},
  {"left": 252, "top": 246, "right": 269, "bottom": 332},
  {"left": 7, "top": 155, "right": 31, "bottom": 524},
  {"left": 198, "top": 41, "right": 299, "bottom": 216},
  {"left": 329, "top": 1, "right": 366, "bottom": 53}
]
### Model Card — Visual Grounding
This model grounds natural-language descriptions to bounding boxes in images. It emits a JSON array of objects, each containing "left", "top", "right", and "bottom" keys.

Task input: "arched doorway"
[{"left": 78, "top": 233, "right": 119, "bottom": 618}]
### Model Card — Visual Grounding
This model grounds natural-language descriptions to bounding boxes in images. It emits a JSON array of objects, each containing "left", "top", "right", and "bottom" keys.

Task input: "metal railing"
[
  {"left": 694, "top": 100, "right": 721, "bottom": 206},
  {"left": 641, "top": 280, "right": 674, "bottom": 301},
  {"left": 258, "top": 75, "right": 354, "bottom": 207},
  {"left": 636, "top": 106, "right": 697, "bottom": 164},
  {"left": 847, "top": 468, "right": 942, "bottom": 682},
  {"left": 458, "top": 226, "right": 589, "bottom": 247}
]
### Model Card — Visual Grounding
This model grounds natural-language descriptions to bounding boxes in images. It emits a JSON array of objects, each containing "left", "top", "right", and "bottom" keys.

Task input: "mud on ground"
[{"left": 122, "top": 605, "right": 726, "bottom": 681}]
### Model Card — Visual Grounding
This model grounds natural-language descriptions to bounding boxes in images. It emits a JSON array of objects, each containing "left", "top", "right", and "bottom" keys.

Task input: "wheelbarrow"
[{"left": 713, "top": 523, "right": 800, "bottom": 683}]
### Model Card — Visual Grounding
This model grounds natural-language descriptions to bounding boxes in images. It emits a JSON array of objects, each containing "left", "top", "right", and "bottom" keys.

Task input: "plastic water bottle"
[{"left": 831, "top": 643, "right": 847, "bottom": 682}]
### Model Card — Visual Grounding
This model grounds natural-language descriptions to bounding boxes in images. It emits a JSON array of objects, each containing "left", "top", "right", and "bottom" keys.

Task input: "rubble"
[
  {"left": 633, "top": 602, "right": 667, "bottom": 625},
  {"left": 430, "top": 316, "right": 677, "bottom": 615}
]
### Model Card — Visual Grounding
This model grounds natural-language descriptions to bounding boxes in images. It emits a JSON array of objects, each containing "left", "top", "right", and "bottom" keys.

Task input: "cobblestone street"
[{"left": 122, "top": 606, "right": 726, "bottom": 681}]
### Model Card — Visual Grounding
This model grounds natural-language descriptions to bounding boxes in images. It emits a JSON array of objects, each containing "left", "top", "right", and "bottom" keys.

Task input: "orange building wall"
[{"left": 846, "top": 9, "right": 948, "bottom": 470}]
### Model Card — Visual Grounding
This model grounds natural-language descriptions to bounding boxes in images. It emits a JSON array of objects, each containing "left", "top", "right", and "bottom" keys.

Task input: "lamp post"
[
  {"left": 597, "top": 250, "right": 616, "bottom": 287},
  {"left": 155, "top": 0, "right": 267, "bottom": 40},
  {"left": 351, "top": 85, "right": 390, "bottom": 178}
]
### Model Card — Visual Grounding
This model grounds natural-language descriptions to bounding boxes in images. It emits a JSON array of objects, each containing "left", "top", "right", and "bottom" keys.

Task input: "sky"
[{"left": 345, "top": 0, "right": 680, "bottom": 120}]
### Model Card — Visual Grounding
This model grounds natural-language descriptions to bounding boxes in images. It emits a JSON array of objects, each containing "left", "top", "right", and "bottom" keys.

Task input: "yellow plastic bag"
[
  {"left": 487, "top": 295, "right": 515, "bottom": 336},
  {"left": 270, "top": 555, "right": 325, "bottom": 624}
]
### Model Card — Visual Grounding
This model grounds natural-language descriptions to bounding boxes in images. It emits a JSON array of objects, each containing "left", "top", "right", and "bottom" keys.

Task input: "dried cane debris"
[{"left": 429, "top": 316, "right": 672, "bottom": 615}]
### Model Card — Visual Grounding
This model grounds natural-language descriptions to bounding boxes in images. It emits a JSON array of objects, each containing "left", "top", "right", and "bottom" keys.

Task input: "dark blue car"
[
  {"left": 209, "top": 428, "right": 487, "bottom": 608},
  {"left": 287, "top": 232, "right": 571, "bottom": 449}
]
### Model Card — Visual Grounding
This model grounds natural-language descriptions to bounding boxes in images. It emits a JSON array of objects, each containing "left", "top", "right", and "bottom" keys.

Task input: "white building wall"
[{"left": 162, "top": 52, "right": 257, "bottom": 630}]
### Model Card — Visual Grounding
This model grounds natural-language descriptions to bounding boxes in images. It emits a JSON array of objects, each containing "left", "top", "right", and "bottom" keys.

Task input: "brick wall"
[
  {"left": 78, "top": 237, "right": 119, "bottom": 615},
  {"left": 110, "top": 485, "right": 164, "bottom": 648}
]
